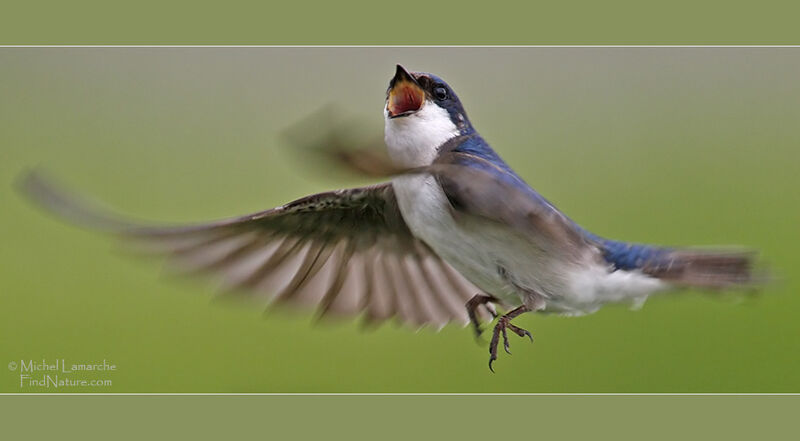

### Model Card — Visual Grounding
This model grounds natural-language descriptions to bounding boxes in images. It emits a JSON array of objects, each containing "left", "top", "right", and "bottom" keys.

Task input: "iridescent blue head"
[
  {"left": 384, "top": 65, "right": 474, "bottom": 167},
  {"left": 385, "top": 64, "right": 473, "bottom": 133}
]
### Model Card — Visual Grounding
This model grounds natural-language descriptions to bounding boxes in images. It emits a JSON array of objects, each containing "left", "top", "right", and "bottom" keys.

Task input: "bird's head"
[{"left": 384, "top": 65, "right": 473, "bottom": 167}]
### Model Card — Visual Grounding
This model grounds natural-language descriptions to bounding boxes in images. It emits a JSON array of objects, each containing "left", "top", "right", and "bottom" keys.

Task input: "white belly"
[{"left": 391, "top": 175, "right": 666, "bottom": 315}]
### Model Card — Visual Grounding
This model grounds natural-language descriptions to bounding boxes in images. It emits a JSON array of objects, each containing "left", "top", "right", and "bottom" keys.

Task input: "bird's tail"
[
  {"left": 597, "top": 239, "right": 763, "bottom": 290},
  {"left": 644, "top": 248, "right": 760, "bottom": 289}
]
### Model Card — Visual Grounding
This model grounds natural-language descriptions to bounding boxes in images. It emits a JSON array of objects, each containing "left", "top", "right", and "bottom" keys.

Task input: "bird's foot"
[
  {"left": 466, "top": 293, "right": 498, "bottom": 340},
  {"left": 488, "top": 305, "right": 532, "bottom": 372}
]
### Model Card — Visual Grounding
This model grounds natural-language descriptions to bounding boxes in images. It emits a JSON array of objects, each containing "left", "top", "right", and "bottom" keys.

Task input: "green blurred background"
[{"left": 1, "top": 48, "right": 798, "bottom": 392}]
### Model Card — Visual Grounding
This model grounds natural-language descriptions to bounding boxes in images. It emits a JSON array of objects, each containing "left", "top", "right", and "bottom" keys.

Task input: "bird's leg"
[
  {"left": 465, "top": 293, "right": 498, "bottom": 339},
  {"left": 488, "top": 305, "right": 532, "bottom": 372}
]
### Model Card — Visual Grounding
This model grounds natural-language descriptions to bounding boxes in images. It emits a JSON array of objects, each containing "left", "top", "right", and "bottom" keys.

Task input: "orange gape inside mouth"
[{"left": 388, "top": 81, "right": 425, "bottom": 118}]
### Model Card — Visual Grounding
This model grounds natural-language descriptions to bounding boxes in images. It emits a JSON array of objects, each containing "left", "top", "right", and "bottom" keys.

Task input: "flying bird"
[{"left": 19, "top": 65, "right": 759, "bottom": 371}]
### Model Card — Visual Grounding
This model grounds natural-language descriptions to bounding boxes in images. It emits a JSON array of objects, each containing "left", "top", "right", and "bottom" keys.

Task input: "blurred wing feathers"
[{"left": 18, "top": 171, "right": 482, "bottom": 329}]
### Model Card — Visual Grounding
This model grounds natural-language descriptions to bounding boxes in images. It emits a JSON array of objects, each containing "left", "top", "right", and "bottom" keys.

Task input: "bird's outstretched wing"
[{"left": 18, "top": 171, "right": 488, "bottom": 329}]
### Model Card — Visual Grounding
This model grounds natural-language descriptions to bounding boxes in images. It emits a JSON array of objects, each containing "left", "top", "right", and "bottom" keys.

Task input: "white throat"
[{"left": 384, "top": 100, "right": 459, "bottom": 168}]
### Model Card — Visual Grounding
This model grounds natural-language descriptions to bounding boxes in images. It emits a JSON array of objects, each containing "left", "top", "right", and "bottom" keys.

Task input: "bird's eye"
[{"left": 433, "top": 87, "right": 448, "bottom": 100}]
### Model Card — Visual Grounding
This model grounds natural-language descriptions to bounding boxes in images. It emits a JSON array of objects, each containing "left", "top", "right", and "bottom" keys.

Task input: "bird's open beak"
[{"left": 387, "top": 65, "right": 425, "bottom": 118}]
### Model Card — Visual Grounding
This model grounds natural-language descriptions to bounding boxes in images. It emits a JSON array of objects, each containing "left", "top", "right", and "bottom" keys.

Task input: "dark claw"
[
  {"left": 483, "top": 304, "right": 533, "bottom": 372},
  {"left": 472, "top": 321, "right": 488, "bottom": 345},
  {"left": 466, "top": 294, "right": 497, "bottom": 345},
  {"left": 506, "top": 322, "right": 533, "bottom": 343},
  {"left": 472, "top": 326, "right": 482, "bottom": 339}
]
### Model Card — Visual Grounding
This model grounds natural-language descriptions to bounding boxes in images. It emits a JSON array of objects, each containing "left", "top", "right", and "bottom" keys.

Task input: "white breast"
[{"left": 384, "top": 101, "right": 459, "bottom": 167}]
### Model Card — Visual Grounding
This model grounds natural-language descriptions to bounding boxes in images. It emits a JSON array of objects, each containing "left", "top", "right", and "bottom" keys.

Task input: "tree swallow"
[{"left": 19, "top": 64, "right": 758, "bottom": 371}]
